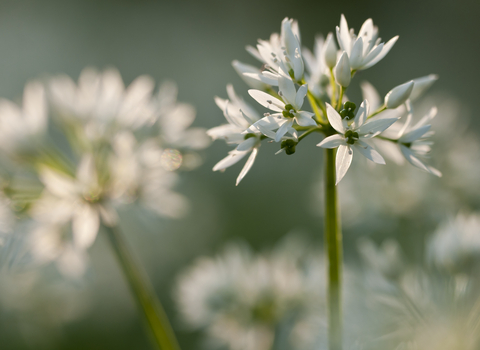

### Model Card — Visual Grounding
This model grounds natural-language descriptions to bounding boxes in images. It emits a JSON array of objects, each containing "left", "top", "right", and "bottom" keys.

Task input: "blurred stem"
[
  {"left": 306, "top": 90, "right": 327, "bottom": 124},
  {"left": 324, "top": 148, "right": 343, "bottom": 350},
  {"left": 104, "top": 225, "right": 181, "bottom": 350}
]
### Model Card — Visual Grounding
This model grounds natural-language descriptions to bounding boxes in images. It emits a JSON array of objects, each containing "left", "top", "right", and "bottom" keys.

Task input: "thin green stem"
[
  {"left": 298, "top": 127, "right": 321, "bottom": 142},
  {"left": 324, "top": 149, "right": 343, "bottom": 350},
  {"left": 104, "top": 225, "right": 181, "bottom": 350},
  {"left": 367, "top": 105, "right": 387, "bottom": 119},
  {"left": 337, "top": 87, "right": 345, "bottom": 112},
  {"left": 306, "top": 90, "right": 328, "bottom": 125},
  {"left": 329, "top": 68, "right": 337, "bottom": 109}
]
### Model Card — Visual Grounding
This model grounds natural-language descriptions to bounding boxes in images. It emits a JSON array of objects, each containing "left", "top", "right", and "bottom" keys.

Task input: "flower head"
[{"left": 317, "top": 101, "right": 398, "bottom": 184}]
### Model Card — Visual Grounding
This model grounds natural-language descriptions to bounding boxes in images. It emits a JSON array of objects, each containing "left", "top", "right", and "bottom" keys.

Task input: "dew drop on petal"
[{"left": 160, "top": 148, "right": 183, "bottom": 171}]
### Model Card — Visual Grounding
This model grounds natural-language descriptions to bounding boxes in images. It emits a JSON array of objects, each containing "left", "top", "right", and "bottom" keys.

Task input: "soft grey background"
[{"left": 1, "top": 0, "right": 479, "bottom": 349}]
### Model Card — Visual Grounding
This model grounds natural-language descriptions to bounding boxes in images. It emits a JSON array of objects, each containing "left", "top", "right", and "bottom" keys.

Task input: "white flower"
[
  {"left": 232, "top": 60, "right": 268, "bottom": 90},
  {"left": 243, "top": 18, "right": 304, "bottom": 85},
  {"left": 427, "top": 213, "right": 480, "bottom": 272},
  {"left": 0, "top": 81, "right": 48, "bottom": 158},
  {"left": 155, "top": 81, "right": 211, "bottom": 152},
  {"left": 246, "top": 73, "right": 316, "bottom": 142},
  {"left": 382, "top": 106, "right": 441, "bottom": 176},
  {"left": 336, "top": 14, "right": 399, "bottom": 71},
  {"left": 48, "top": 68, "right": 157, "bottom": 141},
  {"left": 317, "top": 101, "right": 398, "bottom": 184},
  {"left": 323, "top": 32, "right": 338, "bottom": 69},
  {"left": 31, "top": 155, "right": 117, "bottom": 250},
  {"left": 208, "top": 85, "right": 264, "bottom": 185}
]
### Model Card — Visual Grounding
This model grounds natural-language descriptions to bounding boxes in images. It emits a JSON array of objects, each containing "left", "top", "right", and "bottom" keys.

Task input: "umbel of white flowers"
[
  {"left": 208, "top": 15, "right": 440, "bottom": 185},
  {"left": 0, "top": 69, "right": 210, "bottom": 278}
]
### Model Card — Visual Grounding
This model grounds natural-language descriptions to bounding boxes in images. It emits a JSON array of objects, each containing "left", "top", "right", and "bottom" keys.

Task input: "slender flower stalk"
[
  {"left": 209, "top": 14, "right": 440, "bottom": 350},
  {"left": 324, "top": 148, "right": 343, "bottom": 350},
  {"left": 104, "top": 225, "right": 181, "bottom": 350}
]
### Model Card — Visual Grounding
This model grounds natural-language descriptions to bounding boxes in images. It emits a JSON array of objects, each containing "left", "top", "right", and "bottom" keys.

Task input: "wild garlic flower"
[
  {"left": 208, "top": 85, "right": 264, "bottom": 185},
  {"left": 336, "top": 14, "right": 399, "bottom": 71},
  {"left": 317, "top": 101, "right": 398, "bottom": 184},
  {"left": 0, "top": 82, "right": 48, "bottom": 160},
  {"left": 243, "top": 17, "right": 304, "bottom": 85},
  {"left": 247, "top": 73, "right": 316, "bottom": 141},
  {"left": 49, "top": 68, "right": 157, "bottom": 142},
  {"left": 174, "top": 238, "right": 325, "bottom": 350},
  {"left": 212, "top": 16, "right": 440, "bottom": 186}
]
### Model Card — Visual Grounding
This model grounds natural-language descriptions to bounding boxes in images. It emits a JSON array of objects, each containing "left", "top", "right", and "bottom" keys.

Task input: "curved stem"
[
  {"left": 367, "top": 105, "right": 387, "bottom": 119},
  {"left": 307, "top": 90, "right": 328, "bottom": 125},
  {"left": 324, "top": 149, "right": 343, "bottom": 350},
  {"left": 104, "top": 225, "right": 181, "bottom": 350}
]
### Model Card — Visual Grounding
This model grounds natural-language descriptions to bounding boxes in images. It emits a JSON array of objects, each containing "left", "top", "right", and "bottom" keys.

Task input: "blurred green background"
[{"left": 1, "top": 0, "right": 479, "bottom": 349}]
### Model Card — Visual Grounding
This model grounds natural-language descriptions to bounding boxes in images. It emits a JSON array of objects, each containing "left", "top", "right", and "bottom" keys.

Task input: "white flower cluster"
[
  {"left": 209, "top": 15, "right": 440, "bottom": 185},
  {"left": 0, "top": 68, "right": 209, "bottom": 277},
  {"left": 175, "top": 215, "right": 480, "bottom": 350},
  {"left": 174, "top": 236, "right": 331, "bottom": 350}
]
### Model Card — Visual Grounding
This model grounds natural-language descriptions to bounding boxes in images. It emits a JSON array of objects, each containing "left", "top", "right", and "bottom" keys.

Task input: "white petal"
[
  {"left": 337, "top": 15, "right": 352, "bottom": 55},
  {"left": 236, "top": 148, "right": 258, "bottom": 185},
  {"left": 295, "top": 84, "right": 308, "bottom": 110},
  {"left": 295, "top": 111, "right": 317, "bottom": 127},
  {"left": 335, "top": 144, "right": 353, "bottom": 185},
  {"left": 352, "top": 99, "right": 369, "bottom": 129},
  {"left": 400, "top": 144, "right": 431, "bottom": 172},
  {"left": 236, "top": 137, "right": 257, "bottom": 152},
  {"left": 410, "top": 74, "right": 439, "bottom": 101},
  {"left": 362, "top": 36, "right": 399, "bottom": 69},
  {"left": 244, "top": 72, "right": 279, "bottom": 86},
  {"left": 278, "top": 74, "right": 297, "bottom": 106},
  {"left": 213, "top": 151, "right": 248, "bottom": 171},
  {"left": 317, "top": 134, "right": 345, "bottom": 148},
  {"left": 354, "top": 141, "right": 385, "bottom": 164},
  {"left": 400, "top": 125, "right": 431, "bottom": 143},
  {"left": 232, "top": 60, "right": 268, "bottom": 90},
  {"left": 349, "top": 37, "right": 364, "bottom": 70},
  {"left": 275, "top": 119, "right": 293, "bottom": 142},
  {"left": 72, "top": 204, "right": 99, "bottom": 249},
  {"left": 245, "top": 114, "right": 285, "bottom": 134},
  {"left": 357, "top": 117, "right": 399, "bottom": 137},
  {"left": 334, "top": 52, "right": 351, "bottom": 87},
  {"left": 248, "top": 90, "right": 284, "bottom": 112},
  {"left": 326, "top": 103, "right": 345, "bottom": 133}
]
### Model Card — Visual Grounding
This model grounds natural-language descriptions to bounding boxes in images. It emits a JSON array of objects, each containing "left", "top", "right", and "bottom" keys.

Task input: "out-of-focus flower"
[
  {"left": 384, "top": 80, "right": 414, "bottom": 109},
  {"left": 427, "top": 213, "right": 480, "bottom": 273},
  {"left": 0, "top": 82, "right": 48, "bottom": 160},
  {"left": 174, "top": 237, "right": 325, "bottom": 350}
]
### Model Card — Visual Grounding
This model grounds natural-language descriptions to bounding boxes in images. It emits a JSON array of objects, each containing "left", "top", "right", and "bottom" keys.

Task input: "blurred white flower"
[
  {"left": 0, "top": 81, "right": 48, "bottom": 159},
  {"left": 174, "top": 237, "right": 325, "bottom": 350},
  {"left": 49, "top": 68, "right": 157, "bottom": 141},
  {"left": 427, "top": 213, "right": 480, "bottom": 272}
]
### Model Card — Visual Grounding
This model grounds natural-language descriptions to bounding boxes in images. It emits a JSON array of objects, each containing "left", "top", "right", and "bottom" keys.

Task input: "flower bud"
[
  {"left": 323, "top": 32, "right": 338, "bottom": 69},
  {"left": 334, "top": 52, "right": 351, "bottom": 87},
  {"left": 385, "top": 80, "right": 414, "bottom": 109}
]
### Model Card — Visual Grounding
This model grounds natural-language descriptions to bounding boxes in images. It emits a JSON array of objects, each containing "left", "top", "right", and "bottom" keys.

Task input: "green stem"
[
  {"left": 329, "top": 68, "right": 337, "bottom": 109},
  {"left": 298, "top": 127, "right": 321, "bottom": 142},
  {"left": 367, "top": 105, "right": 387, "bottom": 119},
  {"left": 324, "top": 149, "right": 343, "bottom": 350},
  {"left": 306, "top": 90, "right": 328, "bottom": 125},
  {"left": 104, "top": 225, "right": 181, "bottom": 350},
  {"left": 337, "top": 87, "right": 345, "bottom": 112}
]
